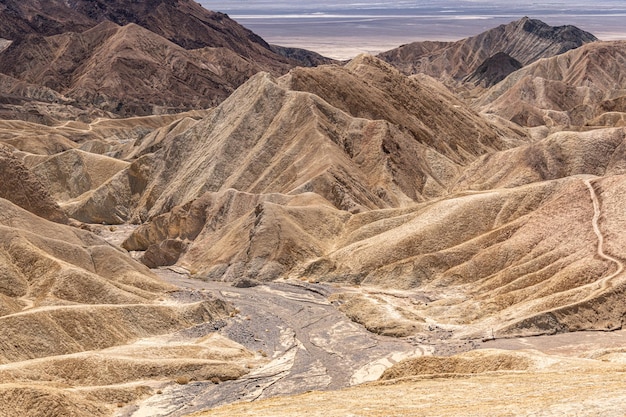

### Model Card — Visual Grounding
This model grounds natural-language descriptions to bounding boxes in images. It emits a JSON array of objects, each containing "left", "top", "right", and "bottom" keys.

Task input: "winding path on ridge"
[{"left": 584, "top": 178, "right": 624, "bottom": 292}]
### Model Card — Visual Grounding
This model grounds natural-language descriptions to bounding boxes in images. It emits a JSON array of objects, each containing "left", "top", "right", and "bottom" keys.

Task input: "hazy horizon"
[{"left": 198, "top": 1, "right": 626, "bottom": 59}]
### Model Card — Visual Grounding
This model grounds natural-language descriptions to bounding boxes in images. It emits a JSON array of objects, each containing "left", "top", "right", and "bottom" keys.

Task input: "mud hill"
[
  {"left": 477, "top": 41, "right": 626, "bottom": 127},
  {"left": 0, "top": 0, "right": 293, "bottom": 69},
  {"left": 0, "top": 146, "right": 67, "bottom": 223},
  {"left": 63, "top": 55, "right": 522, "bottom": 226},
  {"left": 0, "top": 0, "right": 334, "bottom": 119},
  {"left": 0, "top": 196, "right": 255, "bottom": 416},
  {"left": 379, "top": 17, "right": 597, "bottom": 84},
  {"left": 0, "top": 112, "right": 257, "bottom": 415}
]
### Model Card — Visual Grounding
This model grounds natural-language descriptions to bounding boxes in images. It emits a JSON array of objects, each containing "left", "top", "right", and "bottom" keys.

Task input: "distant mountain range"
[
  {"left": 0, "top": 0, "right": 335, "bottom": 118},
  {"left": 379, "top": 17, "right": 597, "bottom": 85}
]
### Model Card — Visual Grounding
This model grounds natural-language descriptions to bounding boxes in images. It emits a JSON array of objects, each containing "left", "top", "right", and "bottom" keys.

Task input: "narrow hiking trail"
[{"left": 584, "top": 178, "right": 624, "bottom": 291}]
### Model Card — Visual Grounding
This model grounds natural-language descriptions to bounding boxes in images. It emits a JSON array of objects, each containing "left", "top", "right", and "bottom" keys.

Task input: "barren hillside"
[
  {"left": 64, "top": 55, "right": 522, "bottom": 227},
  {"left": 477, "top": 41, "right": 626, "bottom": 127},
  {"left": 0, "top": 0, "right": 334, "bottom": 120},
  {"left": 379, "top": 17, "right": 597, "bottom": 84}
]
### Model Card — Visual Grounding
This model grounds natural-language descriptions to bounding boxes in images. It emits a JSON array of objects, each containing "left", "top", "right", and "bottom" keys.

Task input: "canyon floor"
[
  {"left": 101, "top": 215, "right": 626, "bottom": 416},
  {"left": 119, "top": 267, "right": 626, "bottom": 417}
]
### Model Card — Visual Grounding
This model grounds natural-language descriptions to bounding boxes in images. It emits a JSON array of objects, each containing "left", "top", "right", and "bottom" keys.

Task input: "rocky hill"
[
  {"left": 379, "top": 17, "right": 597, "bottom": 84},
  {"left": 0, "top": 0, "right": 333, "bottom": 119},
  {"left": 0, "top": 0, "right": 292, "bottom": 67},
  {"left": 0, "top": 21, "right": 244, "bottom": 115},
  {"left": 62, "top": 55, "right": 522, "bottom": 227},
  {"left": 476, "top": 41, "right": 626, "bottom": 127}
]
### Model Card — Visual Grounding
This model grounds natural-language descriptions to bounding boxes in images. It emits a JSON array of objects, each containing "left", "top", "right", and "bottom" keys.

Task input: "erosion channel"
[{"left": 120, "top": 268, "right": 450, "bottom": 417}]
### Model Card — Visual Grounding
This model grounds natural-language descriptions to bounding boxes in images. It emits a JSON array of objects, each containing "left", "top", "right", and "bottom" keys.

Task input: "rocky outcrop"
[
  {"left": 464, "top": 52, "right": 523, "bottom": 88},
  {"left": 477, "top": 41, "right": 626, "bottom": 127},
  {"left": 0, "top": 146, "right": 67, "bottom": 223},
  {"left": 379, "top": 17, "right": 596, "bottom": 84}
]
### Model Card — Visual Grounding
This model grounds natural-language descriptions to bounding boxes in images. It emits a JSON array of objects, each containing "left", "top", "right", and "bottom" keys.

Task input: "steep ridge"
[
  {"left": 378, "top": 17, "right": 597, "bottom": 84},
  {"left": 66, "top": 55, "right": 523, "bottom": 224},
  {"left": 0, "top": 0, "right": 293, "bottom": 71},
  {"left": 0, "top": 0, "right": 337, "bottom": 118},
  {"left": 477, "top": 41, "right": 626, "bottom": 127},
  {"left": 0, "top": 22, "right": 241, "bottom": 115},
  {"left": 270, "top": 45, "right": 339, "bottom": 67},
  {"left": 280, "top": 55, "right": 518, "bottom": 165},
  {"left": 0, "top": 198, "right": 170, "bottom": 311}
]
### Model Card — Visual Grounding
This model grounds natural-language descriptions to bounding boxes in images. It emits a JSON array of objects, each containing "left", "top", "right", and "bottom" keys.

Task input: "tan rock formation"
[
  {"left": 32, "top": 149, "right": 129, "bottom": 202},
  {"left": 0, "top": 146, "right": 67, "bottom": 223},
  {"left": 477, "top": 41, "right": 626, "bottom": 127},
  {"left": 71, "top": 55, "right": 523, "bottom": 224},
  {"left": 379, "top": 17, "right": 596, "bottom": 84},
  {"left": 453, "top": 128, "right": 626, "bottom": 190}
]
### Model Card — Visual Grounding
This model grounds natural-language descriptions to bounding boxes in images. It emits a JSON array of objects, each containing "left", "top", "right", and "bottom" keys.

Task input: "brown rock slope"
[
  {"left": 379, "top": 17, "right": 596, "bottom": 84},
  {"left": 0, "top": 22, "right": 241, "bottom": 115},
  {"left": 0, "top": 0, "right": 93, "bottom": 40},
  {"left": 464, "top": 52, "right": 523, "bottom": 88},
  {"left": 0, "top": 72, "right": 102, "bottom": 123},
  {"left": 0, "top": 0, "right": 293, "bottom": 71},
  {"left": 0, "top": 0, "right": 331, "bottom": 118},
  {"left": 477, "top": 41, "right": 626, "bottom": 127},
  {"left": 69, "top": 55, "right": 522, "bottom": 224},
  {"left": 0, "top": 146, "right": 67, "bottom": 223}
]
